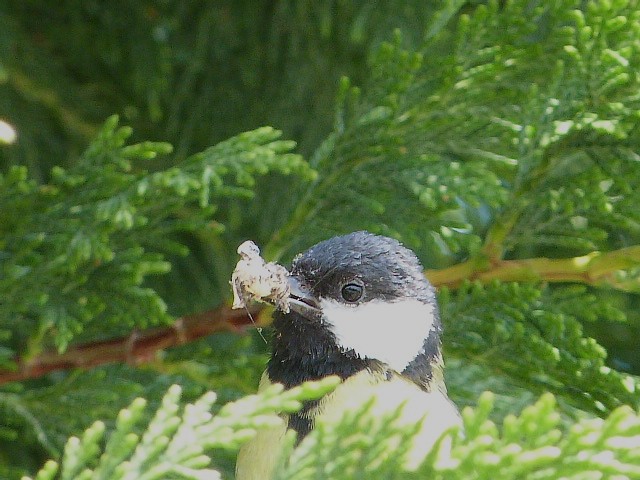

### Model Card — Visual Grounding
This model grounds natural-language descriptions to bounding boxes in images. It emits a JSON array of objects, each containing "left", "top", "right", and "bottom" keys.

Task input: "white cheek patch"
[{"left": 319, "top": 298, "right": 435, "bottom": 372}]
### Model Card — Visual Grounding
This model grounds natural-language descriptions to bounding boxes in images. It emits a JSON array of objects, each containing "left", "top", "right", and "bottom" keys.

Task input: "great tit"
[{"left": 235, "top": 231, "right": 460, "bottom": 479}]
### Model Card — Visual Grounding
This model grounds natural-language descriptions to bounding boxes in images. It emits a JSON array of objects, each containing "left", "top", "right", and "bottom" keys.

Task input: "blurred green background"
[
  {"left": 3, "top": 0, "right": 637, "bottom": 370},
  {"left": 2, "top": 1, "right": 640, "bottom": 478}
]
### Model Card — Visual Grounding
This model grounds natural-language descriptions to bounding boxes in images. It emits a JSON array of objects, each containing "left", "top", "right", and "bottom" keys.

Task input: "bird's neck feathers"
[
  {"left": 267, "top": 310, "right": 444, "bottom": 393},
  {"left": 267, "top": 311, "right": 382, "bottom": 388},
  {"left": 403, "top": 320, "right": 447, "bottom": 394}
]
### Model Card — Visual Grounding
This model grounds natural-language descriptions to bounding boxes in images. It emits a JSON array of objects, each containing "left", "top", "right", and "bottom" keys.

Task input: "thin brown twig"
[{"left": 0, "top": 305, "right": 258, "bottom": 386}]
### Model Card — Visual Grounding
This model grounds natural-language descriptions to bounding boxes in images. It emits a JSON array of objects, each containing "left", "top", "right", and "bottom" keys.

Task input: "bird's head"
[{"left": 269, "top": 231, "right": 444, "bottom": 391}]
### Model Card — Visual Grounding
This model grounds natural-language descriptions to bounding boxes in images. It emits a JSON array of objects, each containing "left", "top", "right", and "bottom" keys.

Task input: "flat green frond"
[
  {"left": 0, "top": 118, "right": 310, "bottom": 352},
  {"left": 1, "top": 366, "right": 205, "bottom": 459},
  {"left": 441, "top": 281, "right": 640, "bottom": 415},
  {"left": 24, "top": 378, "right": 337, "bottom": 480},
  {"left": 509, "top": 154, "right": 640, "bottom": 256},
  {"left": 273, "top": 391, "right": 640, "bottom": 480},
  {"left": 266, "top": 0, "right": 640, "bottom": 266},
  {"left": 421, "top": 392, "right": 640, "bottom": 479},
  {"left": 274, "top": 398, "right": 419, "bottom": 480},
  {"left": 4, "top": 1, "right": 640, "bottom": 479},
  {"left": 34, "top": 389, "right": 639, "bottom": 480}
]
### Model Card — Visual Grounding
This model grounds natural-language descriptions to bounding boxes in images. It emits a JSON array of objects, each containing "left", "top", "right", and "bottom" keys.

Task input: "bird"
[{"left": 235, "top": 231, "right": 461, "bottom": 479}]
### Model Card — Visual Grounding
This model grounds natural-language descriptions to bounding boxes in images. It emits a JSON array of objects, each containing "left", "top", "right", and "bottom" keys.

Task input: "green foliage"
[
  {"left": 0, "top": 116, "right": 310, "bottom": 355},
  {"left": 24, "top": 378, "right": 339, "bottom": 480},
  {"left": 424, "top": 392, "right": 640, "bottom": 479},
  {"left": 266, "top": 0, "right": 640, "bottom": 263},
  {"left": 441, "top": 281, "right": 639, "bottom": 415},
  {"left": 1, "top": 0, "right": 640, "bottom": 479},
  {"left": 1, "top": 366, "right": 207, "bottom": 457},
  {"left": 277, "top": 391, "right": 640, "bottom": 479},
  {"left": 274, "top": 396, "right": 423, "bottom": 479},
  {"left": 26, "top": 386, "right": 640, "bottom": 480}
]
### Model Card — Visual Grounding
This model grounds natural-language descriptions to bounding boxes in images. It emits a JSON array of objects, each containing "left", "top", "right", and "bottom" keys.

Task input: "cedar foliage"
[{"left": 2, "top": 1, "right": 640, "bottom": 478}]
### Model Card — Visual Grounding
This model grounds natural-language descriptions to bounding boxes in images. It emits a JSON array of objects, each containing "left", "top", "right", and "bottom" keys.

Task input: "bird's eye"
[{"left": 341, "top": 282, "right": 364, "bottom": 303}]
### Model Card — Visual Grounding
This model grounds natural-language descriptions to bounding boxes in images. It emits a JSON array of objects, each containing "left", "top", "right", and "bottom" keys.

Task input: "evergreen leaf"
[
  {"left": 441, "top": 281, "right": 640, "bottom": 415},
  {"left": 25, "top": 378, "right": 338, "bottom": 480},
  {"left": 0, "top": 118, "right": 311, "bottom": 352}
]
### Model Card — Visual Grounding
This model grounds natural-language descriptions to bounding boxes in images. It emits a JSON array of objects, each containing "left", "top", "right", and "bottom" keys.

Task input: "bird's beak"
[{"left": 287, "top": 275, "right": 322, "bottom": 319}]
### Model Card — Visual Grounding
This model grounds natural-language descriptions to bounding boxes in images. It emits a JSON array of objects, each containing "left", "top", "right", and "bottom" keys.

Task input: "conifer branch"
[
  {"left": 427, "top": 246, "right": 640, "bottom": 292},
  {"left": 5, "top": 245, "right": 634, "bottom": 387},
  {"left": 5, "top": 245, "right": 636, "bottom": 386},
  {"left": 0, "top": 306, "right": 257, "bottom": 386}
]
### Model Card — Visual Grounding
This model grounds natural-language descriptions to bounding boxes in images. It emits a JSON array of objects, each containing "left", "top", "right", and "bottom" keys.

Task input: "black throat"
[
  {"left": 266, "top": 309, "right": 442, "bottom": 440},
  {"left": 267, "top": 310, "right": 385, "bottom": 440},
  {"left": 267, "top": 310, "right": 378, "bottom": 385}
]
